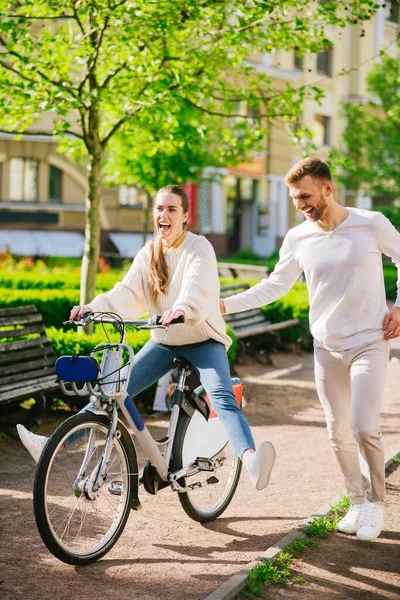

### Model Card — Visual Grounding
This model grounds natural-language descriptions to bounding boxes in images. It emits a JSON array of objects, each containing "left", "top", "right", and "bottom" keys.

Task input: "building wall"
[{"left": 0, "top": 5, "right": 398, "bottom": 259}]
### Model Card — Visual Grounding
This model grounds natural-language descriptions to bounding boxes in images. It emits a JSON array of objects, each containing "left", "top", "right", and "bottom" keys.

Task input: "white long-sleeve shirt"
[
  {"left": 89, "top": 232, "right": 231, "bottom": 349},
  {"left": 224, "top": 208, "right": 400, "bottom": 351}
]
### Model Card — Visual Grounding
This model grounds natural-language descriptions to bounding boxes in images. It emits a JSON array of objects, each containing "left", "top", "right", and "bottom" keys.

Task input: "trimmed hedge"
[
  {"left": 0, "top": 271, "right": 121, "bottom": 291},
  {"left": 0, "top": 289, "right": 81, "bottom": 328}
]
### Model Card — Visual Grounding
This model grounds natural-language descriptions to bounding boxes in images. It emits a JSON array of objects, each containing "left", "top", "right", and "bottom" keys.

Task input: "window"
[
  {"left": 385, "top": 1, "right": 400, "bottom": 23},
  {"left": 313, "top": 115, "right": 331, "bottom": 146},
  {"left": 294, "top": 52, "right": 303, "bottom": 71},
  {"left": 317, "top": 46, "right": 333, "bottom": 76},
  {"left": 9, "top": 158, "right": 38, "bottom": 201},
  {"left": 119, "top": 185, "right": 147, "bottom": 207},
  {"left": 49, "top": 165, "right": 62, "bottom": 202}
]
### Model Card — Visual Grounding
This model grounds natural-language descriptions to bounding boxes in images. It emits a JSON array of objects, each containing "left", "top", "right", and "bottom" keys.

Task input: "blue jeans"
[{"left": 80, "top": 339, "right": 255, "bottom": 459}]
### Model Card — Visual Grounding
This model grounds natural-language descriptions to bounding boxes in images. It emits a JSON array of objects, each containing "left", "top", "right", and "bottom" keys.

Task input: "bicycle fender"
[
  {"left": 85, "top": 407, "right": 109, "bottom": 417},
  {"left": 182, "top": 389, "right": 210, "bottom": 421}
]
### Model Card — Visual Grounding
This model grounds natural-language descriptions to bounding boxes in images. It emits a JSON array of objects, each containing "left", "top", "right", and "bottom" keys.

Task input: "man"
[{"left": 220, "top": 157, "right": 400, "bottom": 541}]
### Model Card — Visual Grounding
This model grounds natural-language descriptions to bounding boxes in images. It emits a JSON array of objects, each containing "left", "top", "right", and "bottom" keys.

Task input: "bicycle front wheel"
[
  {"left": 172, "top": 411, "right": 242, "bottom": 522},
  {"left": 33, "top": 412, "right": 138, "bottom": 565}
]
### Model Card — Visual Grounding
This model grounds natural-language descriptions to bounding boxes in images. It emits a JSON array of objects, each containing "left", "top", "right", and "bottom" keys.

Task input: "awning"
[
  {"left": 0, "top": 230, "right": 85, "bottom": 257},
  {"left": 109, "top": 232, "right": 153, "bottom": 258}
]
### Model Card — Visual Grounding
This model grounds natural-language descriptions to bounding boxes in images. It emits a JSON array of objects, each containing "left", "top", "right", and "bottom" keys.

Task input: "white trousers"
[{"left": 314, "top": 339, "right": 390, "bottom": 504}]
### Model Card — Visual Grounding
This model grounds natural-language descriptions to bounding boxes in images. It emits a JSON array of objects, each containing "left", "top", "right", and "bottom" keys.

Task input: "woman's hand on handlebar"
[
  {"left": 160, "top": 309, "right": 185, "bottom": 326},
  {"left": 69, "top": 305, "right": 93, "bottom": 323}
]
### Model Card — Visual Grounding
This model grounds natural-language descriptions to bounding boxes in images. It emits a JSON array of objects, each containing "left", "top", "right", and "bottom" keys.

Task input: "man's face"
[{"left": 288, "top": 175, "right": 332, "bottom": 222}]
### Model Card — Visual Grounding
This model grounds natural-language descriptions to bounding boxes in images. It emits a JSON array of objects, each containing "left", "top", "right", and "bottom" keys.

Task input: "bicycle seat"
[{"left": 173, "top": 357, "right": 194, "bottom": 370}]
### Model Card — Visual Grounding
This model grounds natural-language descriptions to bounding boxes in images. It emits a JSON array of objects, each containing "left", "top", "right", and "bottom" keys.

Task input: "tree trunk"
[{"left": 80, "top": 108, "right": 102, "bottom": 311}]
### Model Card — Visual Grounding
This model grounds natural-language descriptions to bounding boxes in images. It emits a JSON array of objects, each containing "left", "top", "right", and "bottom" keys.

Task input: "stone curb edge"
[{"left": 204, "top": 444, "right": 400, "bottom": 600}]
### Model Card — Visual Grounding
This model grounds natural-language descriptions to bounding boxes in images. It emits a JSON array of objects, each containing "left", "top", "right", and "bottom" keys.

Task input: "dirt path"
[{"left": 1, "top": 340, "right": 399, "bottom": 600}]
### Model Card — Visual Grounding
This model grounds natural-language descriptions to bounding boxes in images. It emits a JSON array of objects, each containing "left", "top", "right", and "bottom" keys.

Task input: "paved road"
[{"left": 1, "top": 338, "right": 399, "bottom": 599}]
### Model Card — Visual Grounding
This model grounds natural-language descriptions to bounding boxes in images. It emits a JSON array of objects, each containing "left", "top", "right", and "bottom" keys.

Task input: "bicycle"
[{"left": 33, "top": 312, "right": 243, "bottom": 565}]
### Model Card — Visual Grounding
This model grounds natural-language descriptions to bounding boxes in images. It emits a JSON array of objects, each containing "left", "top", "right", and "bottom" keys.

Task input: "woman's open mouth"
[{"left": 159, "top": 222, "right": 171, "bottom": 233}]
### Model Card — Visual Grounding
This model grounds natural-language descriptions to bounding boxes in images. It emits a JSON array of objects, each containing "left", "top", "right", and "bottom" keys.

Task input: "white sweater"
[
  {"left": 90, "top": 232, "right": 231, "bottom": 349},
  {"left": 224, "top": 208, "right": 400, "bottom": 351}
]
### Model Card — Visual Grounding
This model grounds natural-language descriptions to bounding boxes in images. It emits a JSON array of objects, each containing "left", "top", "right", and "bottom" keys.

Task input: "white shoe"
[
  {"left": 16, "top": 424, "right": 48, "bottom": 463},
  {"left": 357, "top": 500, "right": 384, "bottom": 541},
  {"left": 245, "top": 441, "right": 276, "bottom": 490},
  {"left": 336, "top": 503, "right": 363, "bottom": 534}
]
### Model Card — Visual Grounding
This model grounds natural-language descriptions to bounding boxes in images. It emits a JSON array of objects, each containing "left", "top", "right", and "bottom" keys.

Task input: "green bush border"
[{"left": 245, "top": 495, "right": 351, "bottom": 597}]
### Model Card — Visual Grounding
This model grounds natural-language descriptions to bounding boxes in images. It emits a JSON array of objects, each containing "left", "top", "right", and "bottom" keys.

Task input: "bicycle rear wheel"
[
  {"left": 33, "top": 412, "right": 138, "bottom": 565},
  {"left": 171, "top": 411, "right": 242, "bottom": 522}
]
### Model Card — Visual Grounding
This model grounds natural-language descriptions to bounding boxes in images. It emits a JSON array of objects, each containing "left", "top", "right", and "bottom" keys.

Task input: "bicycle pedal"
[
  {"left": 108, "top": 480, "right": 123, "bottom": 495},
  {"left": 195, "top": 457, "right": 213, "bottom": 471}
]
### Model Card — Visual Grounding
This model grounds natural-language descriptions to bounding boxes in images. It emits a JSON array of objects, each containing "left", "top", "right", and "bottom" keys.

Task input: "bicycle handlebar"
[{"left": 63, "top": 312, "right": 185, "bottom": 330}]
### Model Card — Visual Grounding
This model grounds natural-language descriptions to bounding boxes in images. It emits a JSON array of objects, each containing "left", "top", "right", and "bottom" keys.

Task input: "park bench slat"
[
  {"left": 234, "top": 318, "right": 300, "bottom": 339},
  {"left": 0, "top": 357, "right": 56, "bottom": 377},
  {"left": 0, "top": 306, "right": 58, "bottom": 410},
  {"left": 0, "top": 306, "right": 40, "bottom": 318},
  {"left": 0, "top": 364, "right": 56, "bottom": 386},
  {"left": 0, "top": 375, "right": 59, "bottom": 405},
  {"left": 0, "top": 335, "right": 51, "bottom": 353},
  {"left": 0, "top": 346, "right": 54, "bottom": 365},
  {"left": 0, "top": 324, "right": 45, "bottom": 338},
  {"left": 0, "top": 313, "right": 43, "bottom": 328}
]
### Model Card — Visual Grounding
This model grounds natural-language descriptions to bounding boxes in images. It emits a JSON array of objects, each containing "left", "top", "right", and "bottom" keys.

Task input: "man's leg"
[
  {"left": 349, "top": 339, "right": 389, "bottom": 503},
  {"left": 314, "top": 346, "right": 364, "bottom": 504}
]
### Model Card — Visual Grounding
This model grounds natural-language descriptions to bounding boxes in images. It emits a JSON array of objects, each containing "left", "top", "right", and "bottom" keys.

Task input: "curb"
[{"left": 205, "top": 444, "right": 400, "bottom": 600}]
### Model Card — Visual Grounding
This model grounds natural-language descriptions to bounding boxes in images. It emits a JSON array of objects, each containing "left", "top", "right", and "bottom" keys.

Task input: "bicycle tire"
[
  {"left": 33, "top": 412, "right": 138, "bottom": 565},
  {"left": 171, "top": 411, "right": 242, "bottom": 522}
]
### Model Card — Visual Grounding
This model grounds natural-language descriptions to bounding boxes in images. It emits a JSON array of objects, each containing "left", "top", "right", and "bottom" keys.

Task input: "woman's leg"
[
  {"left": 183, "top": 340, "right": 255, "bottom": 459},
  {"left": 349, "top": 340, "right": 389, "bottom": 503},
  {"left": 314, "top": 346, "right": 364, "bottom": 504}
]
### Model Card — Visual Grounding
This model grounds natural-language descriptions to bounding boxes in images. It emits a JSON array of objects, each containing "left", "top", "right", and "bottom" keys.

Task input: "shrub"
[
  {"left": 383, "top": 263, "right": 398, "bottom": 301},
  {"left": 0, "top": 289, "right": 80, "bottom": 328},
  {"left": 46, "top": 326, "right": 152, "bottom": 357}
]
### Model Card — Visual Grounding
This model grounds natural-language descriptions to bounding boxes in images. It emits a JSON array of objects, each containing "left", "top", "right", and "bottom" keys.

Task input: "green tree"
[
  {"left": 104, "top": 101, "right": 266, "bottom": 241},
  {"left": 330, "top": 45, "right": 400, "bottom": 203},
  {"left": 0, "top": 0, "right": 379, "bottom": 304}
]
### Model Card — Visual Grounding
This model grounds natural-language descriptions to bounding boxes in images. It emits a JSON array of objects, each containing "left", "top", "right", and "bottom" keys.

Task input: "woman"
[{"left": 17, "top": 185, "right": 275, "bottom": 490}]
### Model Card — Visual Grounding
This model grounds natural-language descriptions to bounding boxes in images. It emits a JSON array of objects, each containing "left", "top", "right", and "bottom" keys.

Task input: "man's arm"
[{"left": 221, "top": 234, "right": 303, "bottom": 315}]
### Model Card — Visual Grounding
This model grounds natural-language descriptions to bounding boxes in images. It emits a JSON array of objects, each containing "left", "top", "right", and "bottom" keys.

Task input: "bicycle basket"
[{"left": 56, "top": 355, "right": 100, "bottom": 383}]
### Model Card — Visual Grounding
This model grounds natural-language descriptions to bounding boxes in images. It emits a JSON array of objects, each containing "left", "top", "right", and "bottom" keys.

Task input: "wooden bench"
[
  {"left": 217, "top": 262, "right": 268, "bottom": 281},
  {"left": 221, "top": 283, "right": 303, "bottom": 359},
  {"left": 0, "top": 305, "right": 59, "bottom": 431}
]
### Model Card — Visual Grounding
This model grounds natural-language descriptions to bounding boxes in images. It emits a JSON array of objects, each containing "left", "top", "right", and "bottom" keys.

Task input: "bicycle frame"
[{"left": 59, "top": 315, "right": 205, "bottom": 487}]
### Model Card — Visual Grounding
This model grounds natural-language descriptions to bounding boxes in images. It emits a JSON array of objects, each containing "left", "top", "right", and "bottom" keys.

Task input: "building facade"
[{"left": 0, "top": 2, "right": 399, "bottom": 259}]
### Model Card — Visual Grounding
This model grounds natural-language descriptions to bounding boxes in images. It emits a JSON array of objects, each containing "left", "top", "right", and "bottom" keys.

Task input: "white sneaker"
[
  {"left": 16, "top": 424, "right": 48, "bottom": 463},
  {"left": 357, "top": 500, "right": 384, "bottom": 541},
  {"left": 245, "top": 441, "right": 276, "bottom": 490},
  {"left": 336, "top": 503, "right": 363, "bottom": 534}
]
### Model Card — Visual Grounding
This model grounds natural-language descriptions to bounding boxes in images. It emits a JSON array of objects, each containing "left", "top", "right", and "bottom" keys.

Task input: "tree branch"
[
  {"left": 71, "top": 1, "right": 86, "bottom": 37},
  {"left": 0, "top": 34, "right": 80, "bottom": 100},
  {"left": 98, "top": 62, "right": 128, "bottom": 91},
  {"left": 0, "top": 128, "right": 84, "bottom": 140},
  {"left": 0, "top": 13, "right": 75, "bottom": 19}
]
